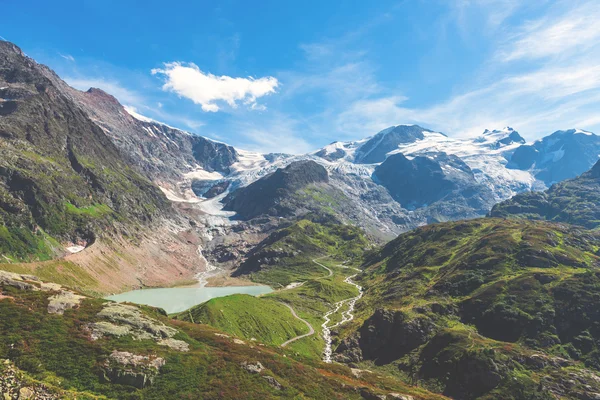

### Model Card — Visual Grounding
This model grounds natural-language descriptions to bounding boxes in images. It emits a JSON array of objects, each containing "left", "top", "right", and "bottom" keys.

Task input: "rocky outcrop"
[
  {"left": 240, "top": 361, "right": 264, "bottom": 374},
  {"left": 0, "top": 360, "right": 62, "bottom": 399},
  {"left": 47, "top": 290, "right": 86, "bottom": 315},
  {"left": 91, "top": 302, "right": 190, "bottom": 350},
  {"left": 101, "top": 351, "right": 165, "bottom": 389}
]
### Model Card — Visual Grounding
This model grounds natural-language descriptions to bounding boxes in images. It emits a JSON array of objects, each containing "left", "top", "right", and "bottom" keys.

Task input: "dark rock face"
[
  {"left": 314, "top": 144, "right": 347, "bottom": 161},
  {"left": 373, "top": 152, "right": 493, "bottom": 213},
  {"left": 508, "top": 129, "right": 600, "bottom": 185},
  {"left": 224, "top": 160, "right": 329, "bottom": 220},
  {"left": 336, "top": 309, "right": 436, "bottom": 365},
  {"left": 418, "top": 331, "right": 504, "bottom": 399},
  {"left": 203, "top": 181, "right": 231, "bottom": 199},
  {"left": 355, "top": 125, "right": 437, "bottom": 164},
  {"left": 0, "top": 40, "right": 170, "bottom": 258},
  {"left": 493, "top": 129, "right": 526, "bottom": 148},
  {"left": 491, "top": 160, "right": 600, "bottom": 229}
]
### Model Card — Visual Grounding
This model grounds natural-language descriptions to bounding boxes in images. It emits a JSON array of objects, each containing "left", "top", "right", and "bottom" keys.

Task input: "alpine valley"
[{"left": 2, "top": 38, "right": 600, "bottom": 400}]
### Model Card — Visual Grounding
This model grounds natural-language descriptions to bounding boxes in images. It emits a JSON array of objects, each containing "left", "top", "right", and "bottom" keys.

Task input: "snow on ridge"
[
  {"left": 124, "top": 105, "right": 157, "bottom": 124},
  {"left": 575, "top": 129, "right": 593, "bottom": 136}
]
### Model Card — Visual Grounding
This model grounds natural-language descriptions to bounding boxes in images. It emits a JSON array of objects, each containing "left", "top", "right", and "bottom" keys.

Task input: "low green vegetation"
[
  {"left": 0, "top": 273, "right": 443, "bottom": 400},
  {"left": 0, "top": 259, "right": 100, "bottom": 295},
  {"left": 491, "top": 160, "right": 600, "bottom": 229},
  {"left": 174, "top": 294, "right": 310, "bottom": 346},
  {"left": 334, "top": 218, "right": 600, "bottom": 399}
]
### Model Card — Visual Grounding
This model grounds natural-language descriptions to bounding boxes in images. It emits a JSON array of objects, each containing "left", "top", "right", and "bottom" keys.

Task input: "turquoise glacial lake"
[{"left": 106, "top": 285, "right": 273, "bottom": 314}]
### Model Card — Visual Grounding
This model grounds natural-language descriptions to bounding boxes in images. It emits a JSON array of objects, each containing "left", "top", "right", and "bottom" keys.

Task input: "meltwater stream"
[{"left": 321, "top": 270, "right": 364, "bottom": 363}]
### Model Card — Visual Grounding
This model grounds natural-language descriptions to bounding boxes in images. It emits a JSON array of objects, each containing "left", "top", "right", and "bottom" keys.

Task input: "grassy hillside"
[
  {"left": 174, "top": 294, "right": 310, "bottom": 346},
  {"left": 334, "top": 218, "right": 600, "bottom": 399},
  {"left": 0, "top": 270, "right": 443, "bottom": 400},
  {"left": 234, "top": 216, "right": 370, "bottom": 287}
]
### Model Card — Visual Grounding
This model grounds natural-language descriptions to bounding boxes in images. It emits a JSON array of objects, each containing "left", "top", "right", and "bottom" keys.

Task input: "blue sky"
[{"left": 3, "top": 0, "right": 600, "bottom": 153}]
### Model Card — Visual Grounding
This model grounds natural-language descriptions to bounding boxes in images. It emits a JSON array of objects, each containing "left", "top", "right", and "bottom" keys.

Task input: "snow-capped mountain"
[{"left": 47, "top": 68, "right": 600, "bottom": 239}]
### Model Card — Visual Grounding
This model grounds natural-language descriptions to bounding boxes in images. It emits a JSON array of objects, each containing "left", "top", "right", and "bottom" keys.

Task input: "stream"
[{"left": 321, "top": 270, "right": 364, "bottom": 363}]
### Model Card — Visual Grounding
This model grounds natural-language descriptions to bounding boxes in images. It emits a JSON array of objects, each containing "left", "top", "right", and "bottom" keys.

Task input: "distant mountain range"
[{"left": 2, "top": 37, "right": 600, "bottom": 262}]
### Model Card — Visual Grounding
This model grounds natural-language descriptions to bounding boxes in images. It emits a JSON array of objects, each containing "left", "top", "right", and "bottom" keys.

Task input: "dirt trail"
[{"left": 280, "top": 303, "right": 315, "bottom": 347}]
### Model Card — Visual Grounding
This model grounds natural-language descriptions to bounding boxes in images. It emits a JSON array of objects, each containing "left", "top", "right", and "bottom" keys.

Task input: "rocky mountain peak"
[
  {"left": 478, "top": 127, "right": 525, "bottom": 148},
  {"left": 354, "top": 124, "right": 437, "bottom": 164},
  {"left": 0, "top": 40, "right": 24, "bottom": 56},
  {"left": 85, "top": 87, "right": 122, "bottom": 107}
]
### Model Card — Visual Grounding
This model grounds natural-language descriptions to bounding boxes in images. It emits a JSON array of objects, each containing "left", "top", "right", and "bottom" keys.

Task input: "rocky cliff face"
[
  {"left": 373, "top": 152, "right": 494, "bottom": 212},
  {"left": 39, "top": 71, "right": 239, "bottom": 181},
  {"left": 0, "top": 41, "right": 170, "bottom": 260}
]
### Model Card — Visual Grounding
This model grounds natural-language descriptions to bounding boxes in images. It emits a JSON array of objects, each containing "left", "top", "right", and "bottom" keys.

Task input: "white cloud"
[
  {"left": 152, "top": 62, "right": 279, "bottom": 112},
  {"left": 59, "top": 53, "right": 75, "bottom": 62}
]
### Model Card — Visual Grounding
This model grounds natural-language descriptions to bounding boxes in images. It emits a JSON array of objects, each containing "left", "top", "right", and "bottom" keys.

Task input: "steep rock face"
[
  {"left": 373, "top": 152, "right": 495, "bottom": 219},
  {"left": 491, "top": 160, "right": 600, "bottom": 229},
  {"left": 39, "top": 70, "right": 238, "bottom": 180},
  {"left": 354, "top": 125, "right": 436, "bottom": 164},
  {"left": 508, "top": 129, "right": 600, "bottom": 185},
  {"left": 224, "top": 160, "right": 329, "bottom": 219},
  {"left": 0, "top": 41, "right": 170, "bottom": 259}
]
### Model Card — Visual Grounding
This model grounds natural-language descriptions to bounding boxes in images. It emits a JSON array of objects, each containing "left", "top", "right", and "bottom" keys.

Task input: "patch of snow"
[
  {"left": 575, "top": 129, "right": 593, "bottom": 136},
  {"left": 66, "top": 245, "right": 85, "bottom": 254},
  {"left": 197, "top": 192, "right": 236, "bottom": 218},
  {"left": 123, "top": 105, "right": 157, "bottom": 123},
  {"left": 142, "top": 126, "right": 158, "bottom": 138},
  {"left": 183, "top": 168, "right": 224, "bottom": 181},
  {"left": 159, "top": 186, "right": 202, "bottom": 203}
]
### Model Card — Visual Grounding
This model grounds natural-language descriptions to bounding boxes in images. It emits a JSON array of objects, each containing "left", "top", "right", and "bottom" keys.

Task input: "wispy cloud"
[
  {"left": 65, "top": 77, "right": 145, "bottom": 106},
  {"left": 331, "top": 0, "right": 600, "bottom": 140},
  {"left": 59, "top": 53, "right": 75, "bottom": 62},
  {"left": 500, "top": 1, "right": 600, "bottom": 61},
  {"left": 152, "top": 62, "right": 279, "bottom": 112},
  {"left": 234, "top": 113, "right": 314, "bottom": 154}
]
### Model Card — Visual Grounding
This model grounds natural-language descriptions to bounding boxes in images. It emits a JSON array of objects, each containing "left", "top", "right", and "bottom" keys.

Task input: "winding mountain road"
[
  {"left": 280, "top": 303, "right": 315, "bottom": 347},
  {"left": 312, "top": 257, "right": 333, "bottom": 277}
]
